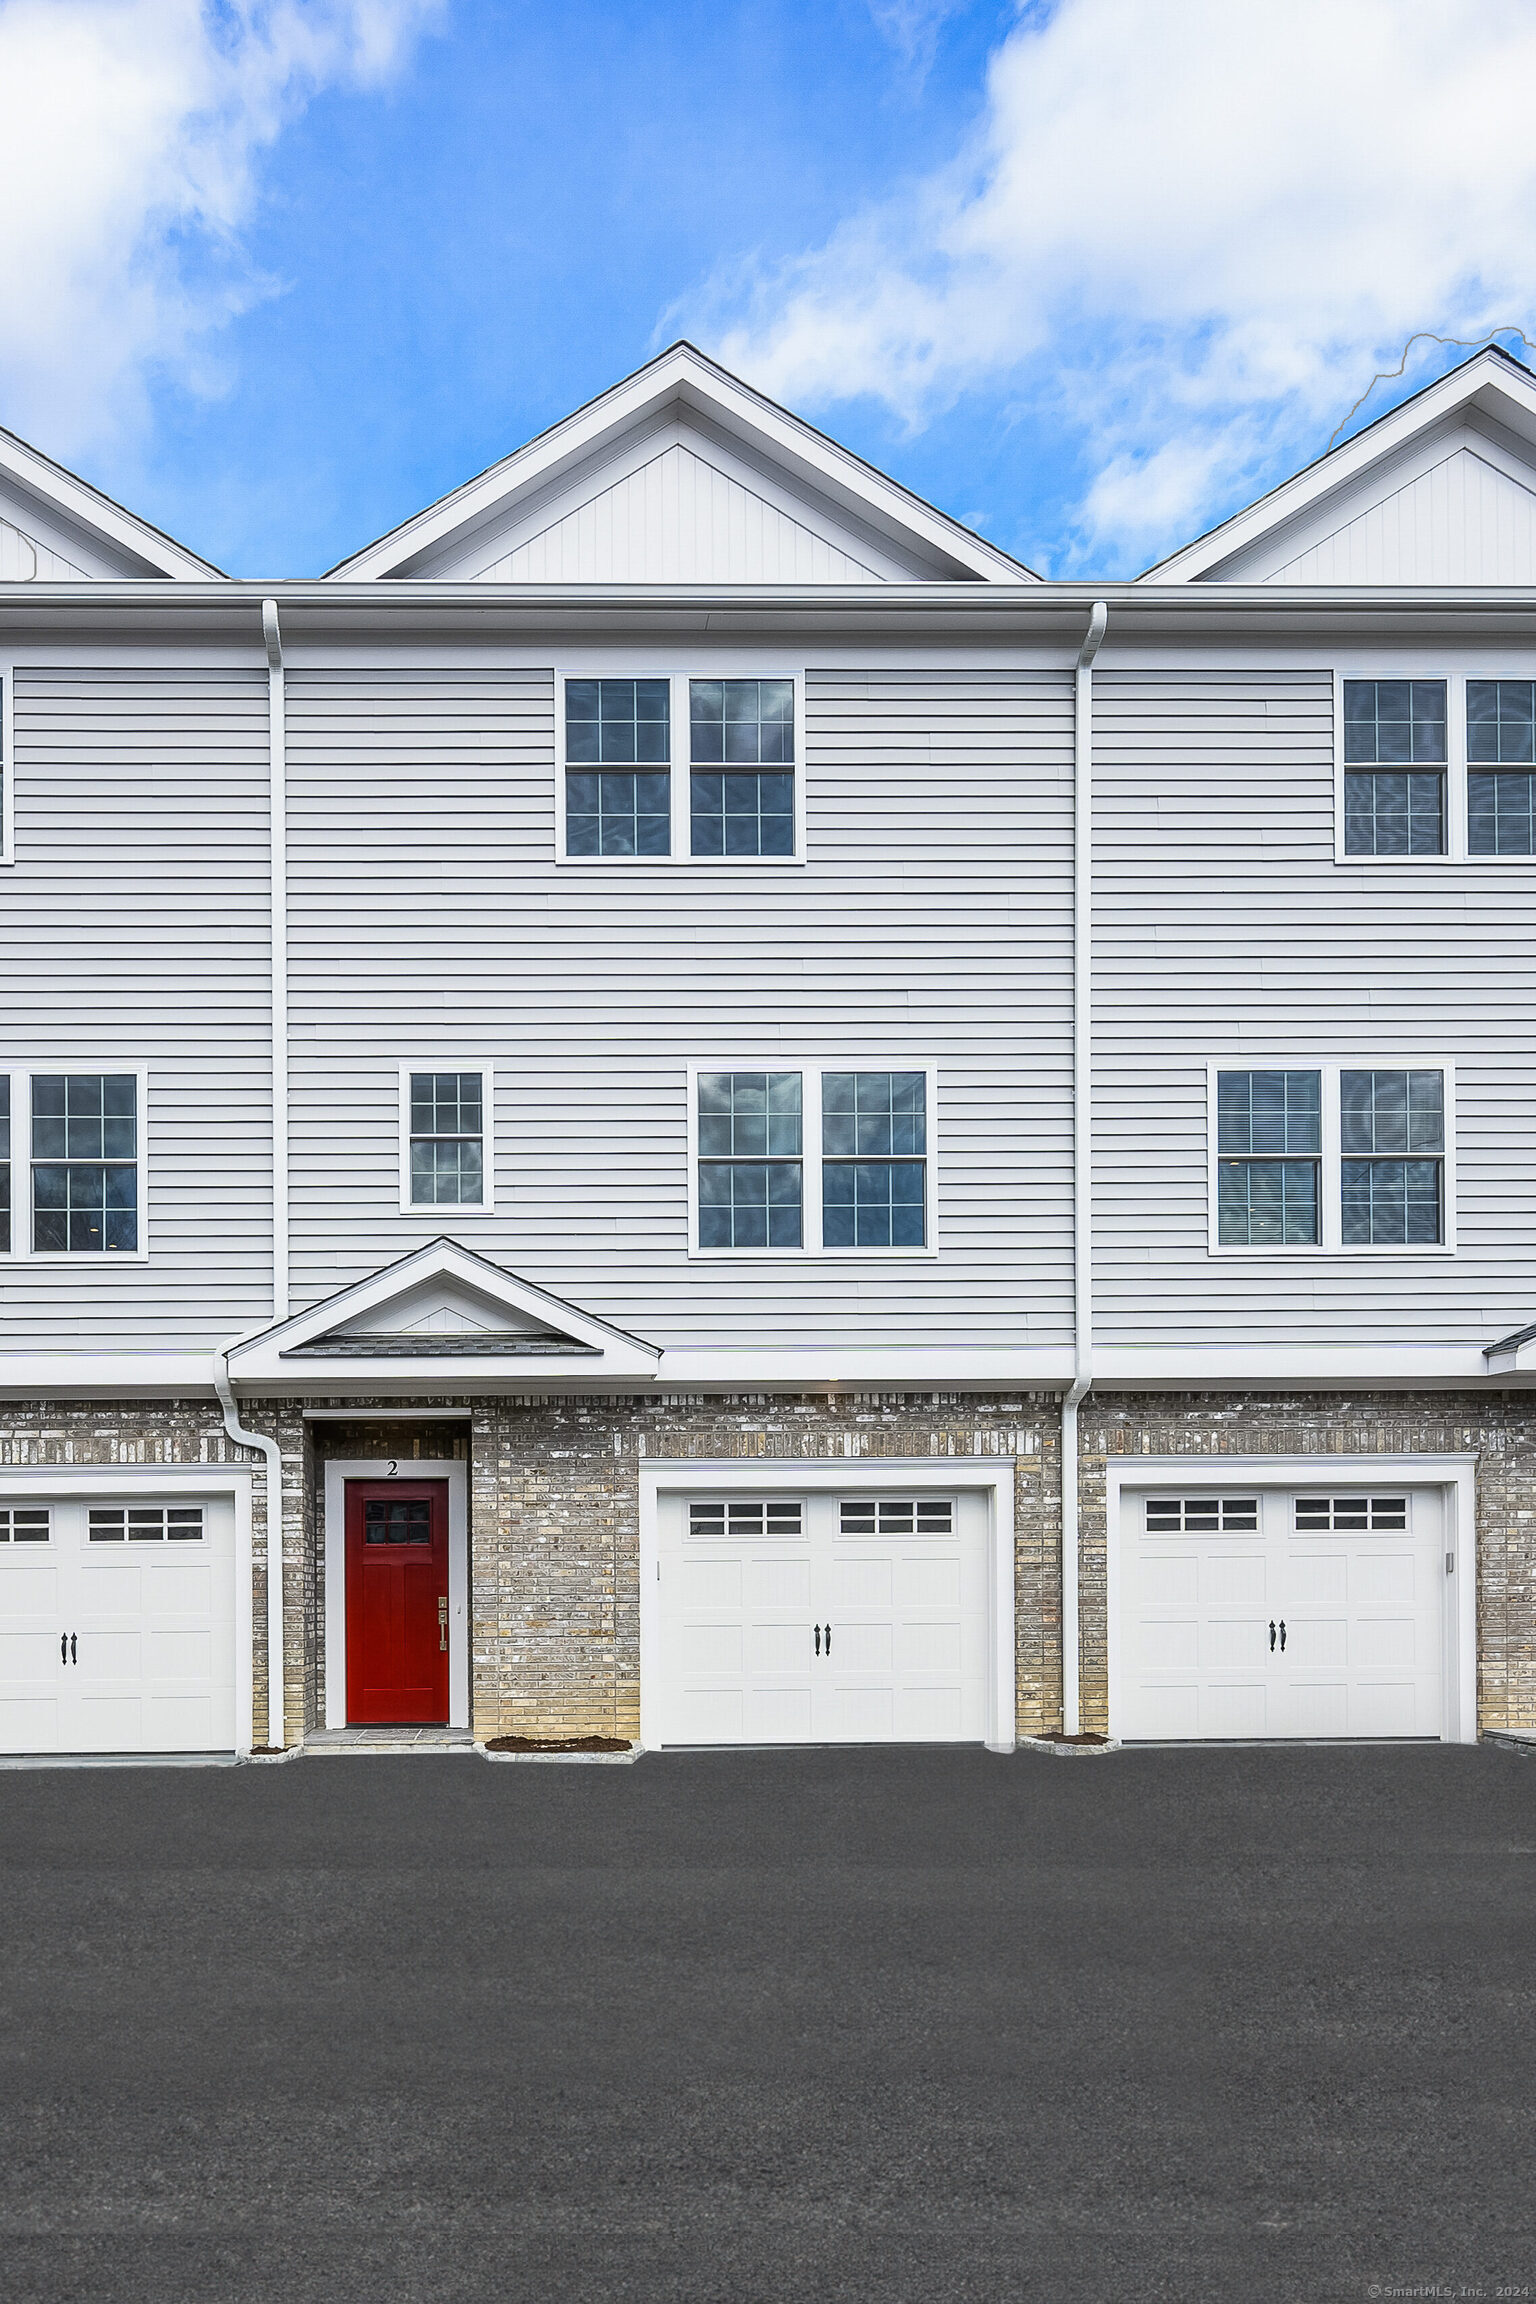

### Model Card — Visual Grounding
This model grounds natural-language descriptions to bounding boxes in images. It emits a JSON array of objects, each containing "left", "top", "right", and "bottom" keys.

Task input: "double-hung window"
[
  {"left": 693, "top": 1065, "right": 934, "bottom": 1254},
  {"left": 564, "top": 679, "right": 672, "bottom": 857},
  {"left": 32, "top": 1075, "right": 139, "bottom": 1252},
  {"left": 0, "top": 1073, "right": 144, "bottom": 1256},
  {"left": 562, "top": 675, "right": 799, "bottom": 861},
  {"left": 1467, "top": 680, "right": 1536, "bottom": 854},
  {"left": 401, "top": 1069, "right": 491, "bottom": 1210},
  {"left": 1215, "top": 1070, "right": 1321, "bottom": 1246},
  {"left": 1342, "top": 680, "right": 1446, "bottom": 855},
  {"left": 1211, "top": 1065, "right": 1450, "bottom": 1252}
]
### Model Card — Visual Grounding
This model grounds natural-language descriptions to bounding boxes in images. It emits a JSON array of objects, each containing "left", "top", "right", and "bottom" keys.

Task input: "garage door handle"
[
  {"left": 824, "top": 1624, "right": 831, "bottom": 1654},
  {"left": 1269, "top": 1620, "right": 1276, "bottom": 1652},
  {"left": 60, "top": 1633, "right": 67, "bottom": 1665},
  {"left": 814, "top": 1624, "right": 820, "bottom": 1656},
  {"left": 1279, "top": 1620, "right": 1286, "bottom": 1652}
]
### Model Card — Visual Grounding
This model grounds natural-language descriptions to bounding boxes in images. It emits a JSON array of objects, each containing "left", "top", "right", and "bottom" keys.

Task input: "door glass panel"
[{"left": 363, "top": 1498, "right": 433, "bottom": 1544}]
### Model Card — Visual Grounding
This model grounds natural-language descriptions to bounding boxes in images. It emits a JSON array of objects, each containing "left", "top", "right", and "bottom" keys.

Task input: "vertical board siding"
[
  {"left": 285, "top": 666, "right": 1073, "bottom": 1348},
  {"left": 481, "top": 445, "right": 883, "bottom": 584},
  {"left": 1267, "top": 447, "right": 1536, "bottom": 583},
  {"left": 1094, "top": 666, "right": 1536, "bottom": 1346},
  {"left": 3, "top": 668, "right": 273, "bottom": 1345}
]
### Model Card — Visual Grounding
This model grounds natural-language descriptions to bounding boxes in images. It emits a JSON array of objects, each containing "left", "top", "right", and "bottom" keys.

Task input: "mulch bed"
[
  {"left": 1032, "top": 1731, "right": 1112, "bottom": 1745},
  {"left": 484, "top": 1734, "right": 633, "bottom": 1754}
]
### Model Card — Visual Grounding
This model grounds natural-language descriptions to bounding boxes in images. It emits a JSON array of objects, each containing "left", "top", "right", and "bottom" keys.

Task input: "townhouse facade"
[{"left": 1, "top": 340, "right": 1533, "bottom": 1756}]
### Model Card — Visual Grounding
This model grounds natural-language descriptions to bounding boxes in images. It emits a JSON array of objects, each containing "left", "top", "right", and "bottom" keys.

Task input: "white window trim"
[
  {"left": 1333, "top": 668, "right": 1536, "bottom": 866},
  {"left": 638, "top": 1457, "right": 1016, "bottom": 1753},
  {"left": 1103, "top": 1455, "right": 1478, "bottom": 1746},
  {"left": 398, "top": 1063, "right": 495, "bottom": 1215},
  {"left": 0, "top": 665, "right": 13, "bottom": 868},
  {"left": 1206, "top": 1059, "right": 1456, "bottom": 1257},
  {"left": 0, "top": 1063, "right": 150, "bottom": 1263},
  {"left": 686, "top": 1059, "right": 939, "bottom": 1259},
  {"left": 555, "top": 670, "right": 806, "bottom": 867}
]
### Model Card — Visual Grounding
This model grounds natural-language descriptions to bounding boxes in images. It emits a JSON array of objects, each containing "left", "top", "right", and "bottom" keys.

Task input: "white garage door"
[
  {"left": 655, "top": 1491, "right": 989, "bottom": 1745},
  {"left": 0, "top": 1494, "right": 237, "bottom": 1754},
  {"left": 1119, "top": 1487, "right": 1447, "bottom": 1741}
]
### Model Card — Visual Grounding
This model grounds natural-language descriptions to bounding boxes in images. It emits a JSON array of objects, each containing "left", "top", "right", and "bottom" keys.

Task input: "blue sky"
[{"left": 4, "top": 0, "right": 1536, "bottom": 579}]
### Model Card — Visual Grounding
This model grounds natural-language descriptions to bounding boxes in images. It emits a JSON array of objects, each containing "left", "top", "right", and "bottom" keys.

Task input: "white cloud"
[
  {"left": 701, "top": 0, "right": 1536, "bottom": 571},
  {"left": 865, "top": 0, "right": 972, "bottom": 75},
  {"left": 0, "top": 0, "right": 441, "bottom": 454}
]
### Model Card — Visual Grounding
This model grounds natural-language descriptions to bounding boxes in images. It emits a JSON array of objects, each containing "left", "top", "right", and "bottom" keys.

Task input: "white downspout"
[
  {"left": 263, "top": 599, "right": 289, "bottom": 1323},
  {"left": 214, "top": 1357, "right": 285, "bottom": 1749},
  {"left": 216, "top": 599, "right": 290, "bottom": 1752},
  {"left": 1062, "top": 601, "right": 1108, "bottom": 1737}
]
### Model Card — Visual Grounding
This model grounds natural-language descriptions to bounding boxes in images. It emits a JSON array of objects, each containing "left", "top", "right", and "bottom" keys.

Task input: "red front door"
[{"left": 344, "top": 1480, "right": 450, "bottom": 1724}]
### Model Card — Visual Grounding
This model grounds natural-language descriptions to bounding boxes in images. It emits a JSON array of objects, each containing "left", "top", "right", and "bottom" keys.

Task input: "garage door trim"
[
  {"left": 0, "top": 1463, "right": 254, "bottom": 1756},
  {"left": 1105, "top": 1453, "right": 1477, "bottom": 1745},
  {"left": 638, "top": 1456, "right": 1017, "bottom": 1751}
]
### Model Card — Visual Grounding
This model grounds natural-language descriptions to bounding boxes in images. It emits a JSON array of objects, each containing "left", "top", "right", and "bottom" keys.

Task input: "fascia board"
[
  {"left": 0, "top": 428, "right": 223, "bottom": 581},
  {"left": 1144, "top": 352, "right": 1536, "bottom": 583},
  {"left": 326, "top": 345, "right": 1034, "bottom": 585}
]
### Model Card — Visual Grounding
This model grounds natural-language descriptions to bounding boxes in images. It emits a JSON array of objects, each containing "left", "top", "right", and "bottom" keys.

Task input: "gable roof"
[
  {"left": 326, "top": 342, "right": 1035, "bottom": 584},
  {"left": 0, "top": 419, "right": 223, "bottom": 580},
  {"left": 1143, "top": 345, "right": 1536, "bottom": 584},
  {"left": 225, "top": 1238, "right": 661, "bottom": 1390}
]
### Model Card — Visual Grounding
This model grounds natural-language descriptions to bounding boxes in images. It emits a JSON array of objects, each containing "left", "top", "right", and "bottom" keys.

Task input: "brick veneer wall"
[
  {"left": 1080, "top": 1391, "right": 1536, "bottom": 1739},
  {"left": 268, "top": 1392, "right": 1056, "bottom": 1742},
  {"left": 5, "top": 1387, "right": 1534, "bottom": 1746}
]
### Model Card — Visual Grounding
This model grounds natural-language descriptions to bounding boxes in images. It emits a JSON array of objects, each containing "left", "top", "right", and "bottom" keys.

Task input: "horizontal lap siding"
[
  {"left": 285, "top": 667, "right": 1072, "bottom": 1347},
  {"left": 1095, "top": 666, "right": 1534, "bottom": 1346},
  {"left": 4, "top": 668, "right": 272, "bottom": 1344}
]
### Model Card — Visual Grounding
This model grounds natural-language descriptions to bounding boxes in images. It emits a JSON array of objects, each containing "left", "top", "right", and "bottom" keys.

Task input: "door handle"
[
  {"left": 1279, "top": 1620, "right": 1286, "bottom": 1652},
  {"left": 70, "top": 1634, "right": 76, "bottom": 1665},
  {"left": 437, "top": 1595, "right": 448, "bottom": 1653},
  {"left": 824, "top": 1623, "right": 831, "bottom": 1655},
  {"left": 61, "top": 1633, "right": 67, "bottom": 1665},
  {"left": 814, "top": 1624, "right": 821, "bottom": 1656},
  {"left": 1269, "top": 1620, "right": 1276, "bottom": 1652}
]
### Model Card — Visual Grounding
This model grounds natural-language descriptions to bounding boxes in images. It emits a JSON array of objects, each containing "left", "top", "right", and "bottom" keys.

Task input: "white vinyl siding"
[
  {"left": 0, "top": 669, "right": 271, "bottom": 1345},
  {"left": 1095, "top": 667, "right": 1520, "bottom": 1348},
  {"left": 285, "top": 666, "right": 1072, "bottom": 1349}
]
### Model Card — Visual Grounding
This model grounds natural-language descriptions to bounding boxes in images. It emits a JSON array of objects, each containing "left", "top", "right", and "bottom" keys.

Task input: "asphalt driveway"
[{"left": 0, "top": 1744, "right": 1532, "bottom": 2303}]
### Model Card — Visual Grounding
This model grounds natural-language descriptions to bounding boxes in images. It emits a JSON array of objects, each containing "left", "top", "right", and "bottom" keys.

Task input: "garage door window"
[
  {"left": 1294, "top": 1495, "right": 1408, "bottom": 1530},
  {"left": 1144, "top": 1496, "right": 1258, "bottom": 1531},
  {"left": 840, "top": 1498, "right": 953, "bottom": 1535},
  {"left": 688, "top": 1499, "right": 804, "bottom": 1538},
  {"left": 0, "top": 1505, "right": 48, "bottom": 1541},
  {"left": 88, "top": 1505, "right": 205, "bottom": 1543}
]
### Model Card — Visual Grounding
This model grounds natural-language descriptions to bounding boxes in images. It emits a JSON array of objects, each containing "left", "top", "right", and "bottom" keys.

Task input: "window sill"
[
  {"left": 1207, "top": 1242, "right": 1454, "bottom": 1258},
  {"left": 689, "top": 1246, "right": 941, "bottom": 1262},
  {"left": 555, "top": 854, "right": 807, "bottom": 868}
]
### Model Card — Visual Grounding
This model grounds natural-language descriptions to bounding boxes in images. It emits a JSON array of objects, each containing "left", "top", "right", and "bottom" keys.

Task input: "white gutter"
[
  {"left": 263, "top": 599, "right": 289, "bottom": 1323},
  {"left": 1062, "top": 602, "right": 1108, "bottom": 1737},
  {"left": 213, "top": 1354, "right": 285, "bottom": 1749}
]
